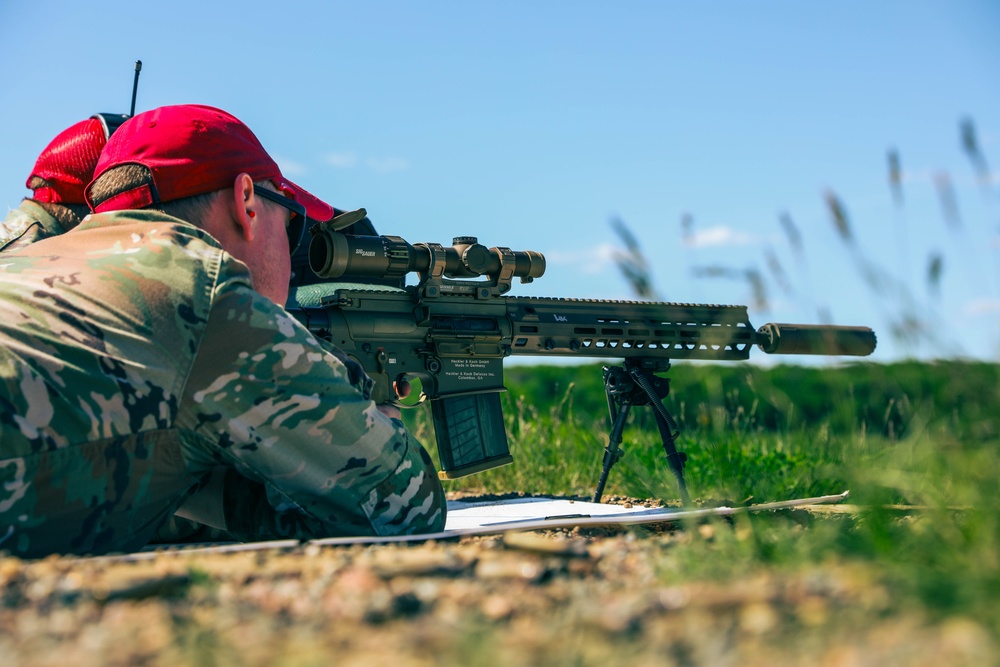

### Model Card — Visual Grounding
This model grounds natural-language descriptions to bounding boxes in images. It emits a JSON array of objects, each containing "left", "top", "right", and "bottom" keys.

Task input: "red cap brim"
[{"left": 278, "top": 177, "right": 334, "bottom": 222}]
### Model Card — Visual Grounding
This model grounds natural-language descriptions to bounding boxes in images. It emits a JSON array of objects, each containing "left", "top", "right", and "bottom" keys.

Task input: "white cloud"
[
  {"left": 544, "top": 243, "right": 617, "bottom": 274},
  {"left": 273, "top": 156, "right": 306, "bottom": 177},
  {"left": 323, "top": 152, "right": 410, "bottom": 173},
  {"left": 365, "top": 156, "right": 410, "bottom": 173},
  {"left": 962, "top": 298, "right": 1000, "bottom": 315},
  {"left": 683, "top": 225, "right": 757, "bottom": 248},
  {"left": 324, "top": 152, "right": 358, "bottom": 168}
]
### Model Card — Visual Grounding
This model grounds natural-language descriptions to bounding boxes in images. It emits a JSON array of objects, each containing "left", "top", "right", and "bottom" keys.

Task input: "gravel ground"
[{"left": 1, "top": 495, "right": 995, "bottom": 667}]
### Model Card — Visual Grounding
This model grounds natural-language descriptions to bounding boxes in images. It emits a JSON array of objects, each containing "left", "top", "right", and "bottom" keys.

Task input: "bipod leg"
[
  {"left": 627, "top": 363, "right": 691, "bottom": 505},
  {"left": 593, "top": 401, "right": 631, "bottom": 503},
  {"left": 651, "top": 407, "right": 690, "bottom": 504}
]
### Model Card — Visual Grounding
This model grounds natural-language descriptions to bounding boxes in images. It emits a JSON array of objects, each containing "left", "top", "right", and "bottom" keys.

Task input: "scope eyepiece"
[{"left": 309, "top": 233, "right": 416, "bottom": 279}]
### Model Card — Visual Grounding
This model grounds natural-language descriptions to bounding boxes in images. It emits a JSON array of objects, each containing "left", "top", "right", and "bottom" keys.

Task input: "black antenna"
[{"left": 130, "top": 60, "right": 142, "bottom": 117}]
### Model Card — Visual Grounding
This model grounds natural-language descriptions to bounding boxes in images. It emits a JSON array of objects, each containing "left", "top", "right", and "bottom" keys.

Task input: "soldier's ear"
[{"left": 231, "top": 173, "right": 256, "bottom": 242}]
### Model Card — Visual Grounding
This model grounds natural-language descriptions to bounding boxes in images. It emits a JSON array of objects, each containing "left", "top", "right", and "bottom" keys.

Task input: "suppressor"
[{"left": 755, "top": 323, "right": 877, "bottom": 356}]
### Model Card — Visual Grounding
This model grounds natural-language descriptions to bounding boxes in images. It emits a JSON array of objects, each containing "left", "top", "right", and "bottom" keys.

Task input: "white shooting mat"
[
  {"left": 103, "top": 491, "right": 849, "bottom": 561},
  {"left": 379, "top": 491, "right": 850, "bottom": 538}
]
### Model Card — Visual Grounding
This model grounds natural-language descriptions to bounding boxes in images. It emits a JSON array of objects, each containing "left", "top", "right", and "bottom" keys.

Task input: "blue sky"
[{"left": 2, "top": 1, "right": 998, "bottom": 364}]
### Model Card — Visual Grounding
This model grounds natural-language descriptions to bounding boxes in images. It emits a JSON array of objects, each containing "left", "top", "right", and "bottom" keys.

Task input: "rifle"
[{"left": 289, "top": 212, "right": 877, "bottom": 503}]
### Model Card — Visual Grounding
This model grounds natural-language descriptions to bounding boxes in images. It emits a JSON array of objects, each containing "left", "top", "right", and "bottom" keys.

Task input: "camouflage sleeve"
[
  {"left": 315, "top": 337, "right": 375, "bottom": 401},
  {"left": 0, "top": 201, "right": 66, "bottom": 254},
  {"left": 175, "top": 274, "right": 446, "bottom": 541}
]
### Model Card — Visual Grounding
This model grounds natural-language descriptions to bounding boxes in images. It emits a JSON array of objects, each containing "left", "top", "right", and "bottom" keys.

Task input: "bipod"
[{"left": 592, "top": 358, "right": 690, "bottom": 505}]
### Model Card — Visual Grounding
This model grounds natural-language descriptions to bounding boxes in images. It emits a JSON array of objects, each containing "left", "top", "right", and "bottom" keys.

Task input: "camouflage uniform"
[
  {"left": 0, "top": 200, "right": 70, "bottom": 254},
  {"left": 0, "top": 210, "right": 446, "bottom": 558},
  {"left": 2, "top": 201, "right": 230, "bottom": 544}
]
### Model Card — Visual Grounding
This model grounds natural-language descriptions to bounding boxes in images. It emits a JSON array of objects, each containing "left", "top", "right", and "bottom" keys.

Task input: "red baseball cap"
[
  {"left": 29, "top": 117, "right": 108, "bottom": 204},
  {"left": 86, "top": 104, "right": 334, "bottom": 222}
]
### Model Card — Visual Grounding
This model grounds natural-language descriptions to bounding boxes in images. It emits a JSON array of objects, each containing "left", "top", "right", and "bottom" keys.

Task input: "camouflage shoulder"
[{"left": 0, "top": 200, "right": 63, "bottom": 253}]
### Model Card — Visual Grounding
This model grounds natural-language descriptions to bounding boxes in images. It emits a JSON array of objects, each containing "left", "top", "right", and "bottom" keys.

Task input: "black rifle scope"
[{"left": 309, "top": 227, "right": 546, "bottom": 283}]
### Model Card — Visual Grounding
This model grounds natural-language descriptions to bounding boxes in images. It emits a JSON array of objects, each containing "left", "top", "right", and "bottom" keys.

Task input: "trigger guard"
[{"left": 393, "top": 374, "right": 427, "bottom": 408}]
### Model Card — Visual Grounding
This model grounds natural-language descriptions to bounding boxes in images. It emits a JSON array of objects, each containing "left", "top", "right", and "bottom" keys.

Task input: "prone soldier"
[{"left": 0, "top": 104, "right": 446, "bottom": 558}]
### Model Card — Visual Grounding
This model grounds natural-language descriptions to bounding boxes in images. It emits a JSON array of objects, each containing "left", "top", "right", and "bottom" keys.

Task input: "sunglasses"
[{"left": 253, "top": 184, "right": 307, "bottom": 254}]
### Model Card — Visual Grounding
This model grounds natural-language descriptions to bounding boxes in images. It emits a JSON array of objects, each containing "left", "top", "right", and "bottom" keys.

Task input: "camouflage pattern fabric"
[
  {"left": 0, "top": 210, "right": 446, "bottom": 558},
  {"left": 0, "top": 200, "right": 69, "bottom": 254},
  {"left": 3, "top": 200, "right": 225, "bottom": 545},
  {"left": 149, "top": 514, "right": 235, "bottom": 544}
]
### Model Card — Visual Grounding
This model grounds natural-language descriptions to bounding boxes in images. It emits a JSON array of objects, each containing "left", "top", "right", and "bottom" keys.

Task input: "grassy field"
[
  {"left": 408, "top": 360, "right": 1000, "bottom": 632},
  {"left": 3, "top": 360, "right": 999, "bottom": 665}
]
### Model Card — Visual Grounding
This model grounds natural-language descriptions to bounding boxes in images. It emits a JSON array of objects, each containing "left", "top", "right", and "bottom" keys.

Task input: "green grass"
[{"left": 401, "top": 360, "right": 1000, "bottom": 631}]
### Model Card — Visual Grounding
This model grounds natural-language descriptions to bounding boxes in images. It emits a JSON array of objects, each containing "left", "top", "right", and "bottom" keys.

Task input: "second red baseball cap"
[
  {"left": 29, "top": 117, "right": 108, "bottom": 205},
  {"left": 86, "top": 104, "right": 334, "bottom": 222}
]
